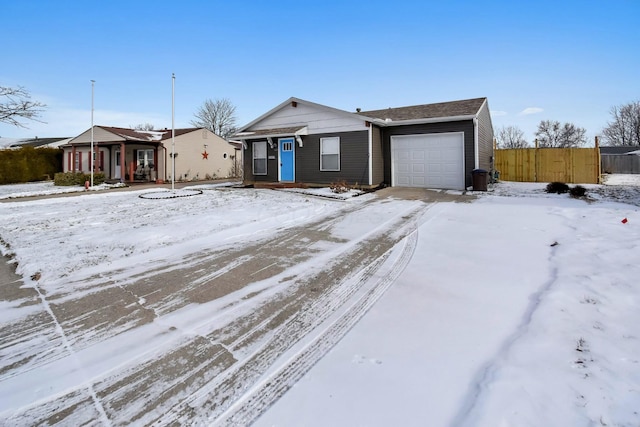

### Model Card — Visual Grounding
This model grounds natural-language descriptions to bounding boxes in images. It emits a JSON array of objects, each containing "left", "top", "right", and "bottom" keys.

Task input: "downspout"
[
  {"left": 367, "top": 123, "right": 373, "bottom": 186},
  {"left": 473, "top": 117, "right": 479, "bottom": 169}
]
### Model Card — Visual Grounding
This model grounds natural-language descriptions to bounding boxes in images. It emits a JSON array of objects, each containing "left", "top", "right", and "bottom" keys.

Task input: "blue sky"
[{"left": 1, "top": 0, "right": 638, "bottom": 145}]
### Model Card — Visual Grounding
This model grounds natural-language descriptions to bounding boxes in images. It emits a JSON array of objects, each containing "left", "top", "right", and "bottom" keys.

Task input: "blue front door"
[{"left": 279, "top": 138, "right": 295, "bottom": 181}]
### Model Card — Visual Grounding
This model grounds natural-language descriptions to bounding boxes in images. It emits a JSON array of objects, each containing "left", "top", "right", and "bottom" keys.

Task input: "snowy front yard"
[
  {"left": 256, "top": 185, "right": 640, "bottom": 427},
  {"left": 0, "top": 178, "right": 639, "bottom": 426}
]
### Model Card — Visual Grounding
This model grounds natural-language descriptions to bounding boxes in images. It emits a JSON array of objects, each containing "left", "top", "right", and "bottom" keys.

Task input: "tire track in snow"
[
  {"left": 2, "top": 195, "right": 430, "bottom": 425},
  {"left": 214, "top": 228, "right": 420, "bottom": 426},
  {"left": 29, "top": 279, "right": 112, "bottom": 426},
  {"left": 451, "top": 245, "right": 561, "bottom": 426},
  {"left": 150, "top": 202, "right": 429, "bottom": 426}
]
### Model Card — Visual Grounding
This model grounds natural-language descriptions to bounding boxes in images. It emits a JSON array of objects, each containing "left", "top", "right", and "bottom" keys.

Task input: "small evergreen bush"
[
  {"left": 546, "top": 182, "right": 570, "bottom": 194},
  {"left": 54, "top": 172, "right": 105, "bottom": 186},
  {"left": 569, "top": 185, "right": 587, "bottom": 198}
]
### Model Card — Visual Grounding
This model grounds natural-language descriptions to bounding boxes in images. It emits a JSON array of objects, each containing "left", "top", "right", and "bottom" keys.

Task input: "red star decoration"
[{"left": 202, "top": 151, "right": 209, "bottom": 159}]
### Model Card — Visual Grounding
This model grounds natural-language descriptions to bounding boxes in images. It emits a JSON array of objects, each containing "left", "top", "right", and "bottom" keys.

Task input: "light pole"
[
  {"left": 90, "top": 80, "right": 95, "bottom": 187},
  {"left": 171, "top": 73, "right": 175, "bottom": 191}
]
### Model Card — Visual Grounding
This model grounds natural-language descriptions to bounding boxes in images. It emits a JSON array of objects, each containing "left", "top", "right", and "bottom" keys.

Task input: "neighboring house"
[
  {"left": 9, "top": 137, "right": 72, "bottom": 149},
  {"left": 232, "top": 97, "right": 493, "bottom": 190},
  {"left": 600, "top": 146, "right": 640, "bottom": 174},
  {"left": 0, "top": 138, "right": 23, "bottom": 149},
  {"left": 600, "top": 146, "right": 640, "bottom": 155},
  {"left": 62, "top": 126, "right": 240, "bottom": 182}
]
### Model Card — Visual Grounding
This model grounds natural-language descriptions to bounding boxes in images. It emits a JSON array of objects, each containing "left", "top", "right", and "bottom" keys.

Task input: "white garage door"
[{"left": 391, "top": 133, "right": 465, "bottom": 190}]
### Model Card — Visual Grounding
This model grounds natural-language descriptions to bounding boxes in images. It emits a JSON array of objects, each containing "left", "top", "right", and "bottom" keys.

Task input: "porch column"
[
  {"left": 153, "top": 148, "right": 158, "bottom": 182},
  {"left": 97, "top": 145, "right": 102, "bottom": 175},
  {"left": 120, "top": 143, "right": 127, "bottom": 183}
]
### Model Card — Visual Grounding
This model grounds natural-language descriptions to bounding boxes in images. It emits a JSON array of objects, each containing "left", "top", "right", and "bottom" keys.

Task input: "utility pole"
[
  {"left": 90, "top": 80, "right": 95, "bottom": 187},
  {"left": 171, "top": 73, "right": 175, "bottom": 191}
]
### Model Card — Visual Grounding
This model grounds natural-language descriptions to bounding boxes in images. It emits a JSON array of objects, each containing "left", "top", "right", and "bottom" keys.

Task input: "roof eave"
[
  {"left": 233, "top": 126, "right": 309, "bottom": 140},
  {"left": 372, "top": 114, "right": 478, "bottom": 127}
]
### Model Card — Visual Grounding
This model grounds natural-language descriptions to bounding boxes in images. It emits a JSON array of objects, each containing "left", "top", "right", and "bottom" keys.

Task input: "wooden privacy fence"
[{"left": 495, "top": 146, "right": 601, "bottom": 184}]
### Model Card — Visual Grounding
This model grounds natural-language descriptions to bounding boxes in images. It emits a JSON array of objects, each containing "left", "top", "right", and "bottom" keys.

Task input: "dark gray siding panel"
[
  {"left": 242, "top": 139, "right": 279, "bottom": 183},
  {"left": 382, "top": 120, "right": 475, "bottom": 187},
  {"left": 371, "top": 126, "right": 384, "bottom": 185},
  {"left": 296, "top": 131, "right": 369, "bottom": 185},
  {"left": 477, "top": 100, "right": 494, "bottom": 172}
]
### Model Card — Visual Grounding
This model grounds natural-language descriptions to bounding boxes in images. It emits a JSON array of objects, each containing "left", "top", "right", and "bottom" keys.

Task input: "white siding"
[
  {"left": 164, "top": 129, "right": 236, "bottom": 181},
  {"left": 250, "top": 102, "right": 368, "bottom": 134},
  {"left": 71, "top": 127, "right": 127, "bottom": 144}
]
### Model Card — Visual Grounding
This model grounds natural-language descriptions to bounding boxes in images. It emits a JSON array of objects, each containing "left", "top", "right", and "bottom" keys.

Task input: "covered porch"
[{"left": 66, "top": 141, "right": 165, "bottom": 183}]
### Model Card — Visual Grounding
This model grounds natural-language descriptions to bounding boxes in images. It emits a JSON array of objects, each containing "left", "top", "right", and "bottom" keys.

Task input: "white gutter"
[
  {"left": 229, "top": 139, "right": 247, "bottom": 149},
  {"left": 368, "top": 114, "right": 477, "bottom": 127}
]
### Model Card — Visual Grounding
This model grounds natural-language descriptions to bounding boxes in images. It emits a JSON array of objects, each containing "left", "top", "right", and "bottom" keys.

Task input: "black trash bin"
[{"left": 471, "top": 169, "right": 488, "bottom": 191}]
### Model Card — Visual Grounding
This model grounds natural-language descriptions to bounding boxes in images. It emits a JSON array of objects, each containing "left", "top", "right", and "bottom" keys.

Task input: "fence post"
[
  {"left": 595, "top": 136, "right": 601, "bottom": 183},
  {"left": 534, "top": 138, "right": 539, "bottom": 182}
]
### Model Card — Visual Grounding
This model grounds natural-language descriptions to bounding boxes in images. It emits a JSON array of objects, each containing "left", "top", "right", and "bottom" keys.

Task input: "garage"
[{"left": 391, "top": 132, "right": 465, "bottom": 190}]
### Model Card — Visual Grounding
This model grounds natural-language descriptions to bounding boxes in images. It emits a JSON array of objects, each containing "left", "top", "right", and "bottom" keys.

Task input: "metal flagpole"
[
  {"left": 90, "top": 80, "right": 95, "bottom": 187},
  {"left": 171, "top": 73, "right": 175, "bottom": 191}
]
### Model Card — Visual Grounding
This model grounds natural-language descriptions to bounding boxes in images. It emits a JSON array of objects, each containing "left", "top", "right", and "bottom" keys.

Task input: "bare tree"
[
  {"left": 190, "top": 98, "right": 237, "bottom": 139},
  {"left": 133, "top": 123, "right": 155, "bottom": 131},
  {"left": 602, "top": 101, "right": 640, "bottom": 146},
  {"left": 496, "top": 125, "right": 528, "bottom": 148},
  {"left": 535, "top": 120, "right": 586, "bottom": 148},
  {"left": 0, "top": 85, "right": 46, "bottom": 128}
]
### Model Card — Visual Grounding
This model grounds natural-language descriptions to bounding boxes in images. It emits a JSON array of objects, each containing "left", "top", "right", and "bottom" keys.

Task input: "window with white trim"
[
  {"left": 320, "top": 137, "right": 340, "bottom": 171},
  {"left": 137, "top": 149, "right": 154, "bottom": 168},
  {"left": 253, "top": 140, "right": 267, "bottom": 175}
]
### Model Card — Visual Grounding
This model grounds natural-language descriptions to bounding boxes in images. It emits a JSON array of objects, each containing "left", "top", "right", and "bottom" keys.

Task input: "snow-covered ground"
[
  {"left": 0, "top": 176, "right": 639, "bottom": 426},
  {"left": 256, "top": 179, "right": 640, "bottom": 427}
]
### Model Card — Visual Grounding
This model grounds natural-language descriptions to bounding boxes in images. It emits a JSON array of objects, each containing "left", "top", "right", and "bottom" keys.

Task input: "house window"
[
  {"left": 137, "top": 149, "right": 155, "bottom": 168},
  {"left": 253, "top": 141, "right": 267, "bottom": 175},
  {"left": 74, "top": 152, "right": 82, "bottom": 171},
  {"left": 320, "top": 137, "right": 340, "bottom": 171},
  {"left": 90, "top": 150, "right": 104, "bottom": 171}
]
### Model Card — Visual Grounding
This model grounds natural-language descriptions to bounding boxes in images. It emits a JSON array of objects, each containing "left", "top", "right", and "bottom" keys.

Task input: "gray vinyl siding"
[
  {"left": 371, "top": 126, "right": 384, "bottom": 186},
  {"left": 242, "top": 139, "right": 279, "bottom": 183},
  {"left": 381, "top": 120, "right": 476, "bottom": 187},
  {"left": 476, "top": 101, "right": 494, "bottom": 172},
  {"left": 296, "top": 131, "right": 369, "bottom": 185}
]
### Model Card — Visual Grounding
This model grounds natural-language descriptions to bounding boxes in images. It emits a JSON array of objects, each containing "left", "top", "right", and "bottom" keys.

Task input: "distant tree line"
[
  {"left": 495, "top": 100, "right": 640, "bottom": 148},
  {"left": 602, "top": 100, "right": 640, "bottom": 146}
]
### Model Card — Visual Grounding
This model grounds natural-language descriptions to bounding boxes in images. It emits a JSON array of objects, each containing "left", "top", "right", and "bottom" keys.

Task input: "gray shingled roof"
[
  {"left": 10, "top": 137, "right": 70, "bottom": 148},
  {"left": 600, "top": 146, "right": 640, "bottom": 155},
  {"left": 359, "top": 97, "right": 486, "bottom": 121}
]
